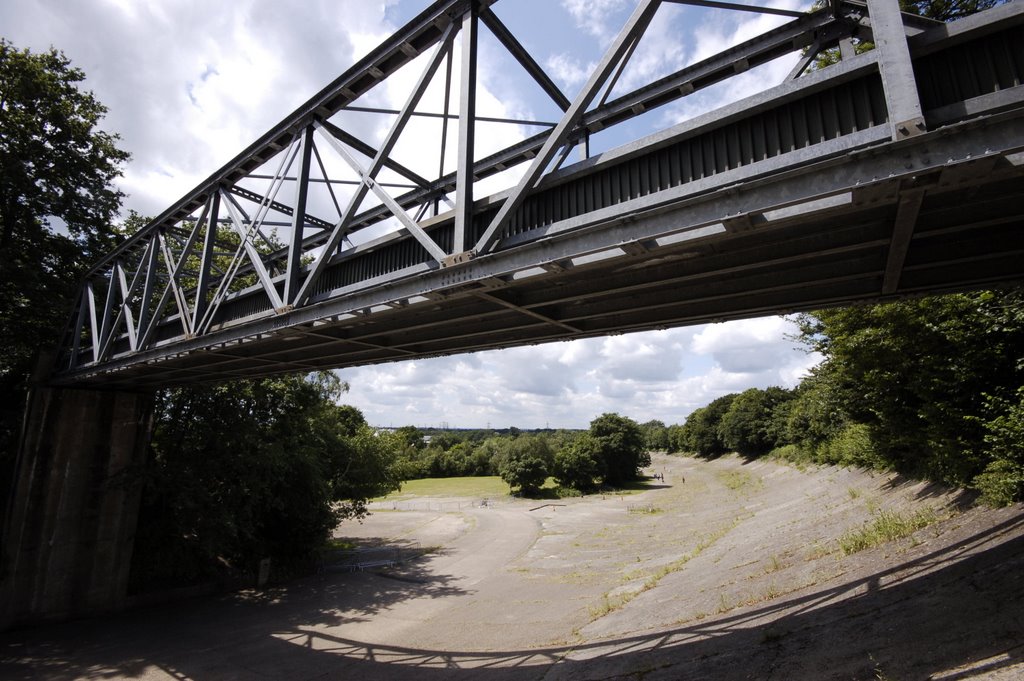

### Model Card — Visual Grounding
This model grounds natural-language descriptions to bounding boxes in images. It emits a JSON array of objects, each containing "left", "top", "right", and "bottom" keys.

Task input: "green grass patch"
[
  {"left": 838, "top": 507, "right": 941, "bottom": 555},
  {"left": 378, "top": 476, "right": 511, "bottom": 500},
  {"left": 716, "top": 469, "right": 760, "bottom": 492}
]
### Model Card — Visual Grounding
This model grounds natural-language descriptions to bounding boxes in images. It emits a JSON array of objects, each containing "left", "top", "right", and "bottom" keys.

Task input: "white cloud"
[
  {"left": 562, "top": 0, "right": 632, "bottom": 43},
  {"left": 690, "top": 317, "right": 819, "bottom": 388},
  {"left": 545, "top": 53, "right": 596, "bottom": 91},
  {"left": 1, "top": 0, "right": 396, "bottom": 218}
]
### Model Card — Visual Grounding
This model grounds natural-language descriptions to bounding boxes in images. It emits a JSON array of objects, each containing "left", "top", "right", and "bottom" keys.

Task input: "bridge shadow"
[{"left": 1, "top": 516, "right": 1022, "bottom": 680}]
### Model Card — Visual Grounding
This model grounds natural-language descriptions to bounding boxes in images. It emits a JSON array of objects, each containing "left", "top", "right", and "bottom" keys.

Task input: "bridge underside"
[
  {"left": 53, "top": 0, "right": 1024, "bottom": 389},
  {"left": 63, "top": 116, "right": 1024, "bottom": 389}
]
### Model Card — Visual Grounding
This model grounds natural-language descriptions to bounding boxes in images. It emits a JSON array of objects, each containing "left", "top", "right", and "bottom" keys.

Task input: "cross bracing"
[{"left": 54, "top": 0, "right": 1024, "bottom": 389}]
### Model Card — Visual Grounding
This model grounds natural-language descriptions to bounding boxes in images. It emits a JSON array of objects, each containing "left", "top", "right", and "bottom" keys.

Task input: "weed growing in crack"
[{"left": 838, "top": 507, "right": 944, "bottom": 555}]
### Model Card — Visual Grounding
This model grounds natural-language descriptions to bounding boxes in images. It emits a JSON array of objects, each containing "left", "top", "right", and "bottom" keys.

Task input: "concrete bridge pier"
[{"left": 0, "top": 380, "right": 153, "bottom": 629}]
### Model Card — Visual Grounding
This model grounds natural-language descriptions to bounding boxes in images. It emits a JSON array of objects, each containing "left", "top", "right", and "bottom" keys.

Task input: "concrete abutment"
[{"left": 0, "top": 384, "right": 154, "bottom": 629}]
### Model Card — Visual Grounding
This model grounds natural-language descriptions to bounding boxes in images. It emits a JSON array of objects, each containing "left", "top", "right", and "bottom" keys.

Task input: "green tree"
[
  {"left": 898, "top": 0, "right": 1000, "bottom": 22},
  {"left": 499, "top": 450, "right": 548, "bottom": 496},
  {"left": 475, "top": 436, "right": 513, "bottom": 476},
  {"left": 719, "top": 387, "right": 794, "bottom": 457},
  {"left": 553, "top": 434, "right": 605, "bottom": 492},
  {"left": 678, "top": 394, "right": 737, "bottom": 458},
  {"left": 334, "top": 404, "right": 368, "bottom": 436},
  {"left": 129, "top": 373, "right": 403, "bottom": 590},
  {"left": 665, "top": 423, "right": 687, "bottom": 453},
  {"left": 795, "top": 289, "right": 1024, "bottom": 488},
  {"left": 0, "top": 40, "right": 129, "bottom": 474},
  {"left": 395, "top": 426, "right": 426, "bottom": 451},
  {"left": 783, "top": 369, "right": 851, "bottom": 456},
  {"left": 589, "top": 413, "right": 649, "bottom": 485},
  {"left": 808, "top": 0, "right": 1000, "bottom": 71},
  {"left": 640, "top": 419, "right": 671, "bottom": 452}
]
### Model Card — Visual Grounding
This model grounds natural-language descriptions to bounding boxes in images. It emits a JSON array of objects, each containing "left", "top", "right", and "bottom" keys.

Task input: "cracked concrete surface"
[{"left": 2, "top": 454, "right": 1022, "bottom": 680}]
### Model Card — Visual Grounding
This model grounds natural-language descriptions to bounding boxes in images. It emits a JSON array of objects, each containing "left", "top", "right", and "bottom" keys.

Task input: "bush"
[
  {"left": 973, "top": 388, "right": 1024, "bottom": 506},
  {"left": 818, "top": 423, "right": 883, "bottom": 469},
  {"left": 974, "top": 459, "right": 1024, "bottom": 507}
]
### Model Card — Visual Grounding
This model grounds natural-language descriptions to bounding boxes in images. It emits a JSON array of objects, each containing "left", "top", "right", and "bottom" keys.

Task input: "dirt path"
[{"left": 2, "top": 455, "right": 1022, "bottom": 680}]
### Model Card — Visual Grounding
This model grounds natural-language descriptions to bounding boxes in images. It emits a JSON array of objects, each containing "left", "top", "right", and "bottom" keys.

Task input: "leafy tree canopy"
[
  {"left": 499, "top": 449, "right": 548, "bottom": 497},
  {"left": 590, "top": 413, "right": 650, "bottom": 485},
  {"left": 796, "top": 290, "right": 1024, "bottom": 485},
  {"left": 678, "top": 394, "right": 737, "bottom": 458},
  {"left": 0, "top": 38, "right": 129, "bottom": 494},
  {"left": 130, "top": 373, "right": 404, "bottom": 590},
  {"left": 719, "top": 387, "right": 794, "bottom": 458},
  {"left": 553, "top": 434, "right": 605, "bottom": 493}
]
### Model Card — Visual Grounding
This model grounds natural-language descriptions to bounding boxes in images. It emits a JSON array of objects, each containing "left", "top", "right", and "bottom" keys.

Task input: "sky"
[{"left": 2, "top": 0, "right": 821, "bottom": 429}]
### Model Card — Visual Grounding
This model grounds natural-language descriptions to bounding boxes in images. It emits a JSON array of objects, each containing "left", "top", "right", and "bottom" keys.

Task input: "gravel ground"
[{"left": 2, "top": 453, "right": 1022, "bottom": 680}]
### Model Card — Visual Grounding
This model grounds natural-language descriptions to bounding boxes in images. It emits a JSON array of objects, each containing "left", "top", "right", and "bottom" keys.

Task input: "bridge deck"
[{"left": 54, "top": 0, "right": 1024, "bottom": 388}]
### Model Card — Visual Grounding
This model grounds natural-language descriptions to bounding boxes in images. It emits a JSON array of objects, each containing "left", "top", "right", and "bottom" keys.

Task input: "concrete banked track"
[{"left": 54, "top": 0, "right": 1024, "bottom": 389}]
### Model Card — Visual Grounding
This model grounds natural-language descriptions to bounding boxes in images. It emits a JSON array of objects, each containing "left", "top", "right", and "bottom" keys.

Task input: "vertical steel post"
[
  {"left": 869, "top": 0, "right": 925, "bottom": 140},
  {"left": 473, "top": 0, "right": 661, "bottom": 255},
  {"left": 285, "top": 124, "right": 315, "bottom": 306},
  {"left": 454, "top": 3, "right": 478, "bottom": 255}
]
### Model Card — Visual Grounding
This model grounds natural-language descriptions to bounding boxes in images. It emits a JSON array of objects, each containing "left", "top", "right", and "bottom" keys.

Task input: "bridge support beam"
[
  {"left": 869, "top": 0, "right": 926, "bottom": 139},
  {"left": 0, "top": 381, "right": 153, "bottom": 628}
]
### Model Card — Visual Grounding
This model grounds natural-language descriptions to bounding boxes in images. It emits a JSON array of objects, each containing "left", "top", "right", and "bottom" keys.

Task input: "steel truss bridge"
[{"left": 54, "top": 0, "right": 1024, "bottom": 389}]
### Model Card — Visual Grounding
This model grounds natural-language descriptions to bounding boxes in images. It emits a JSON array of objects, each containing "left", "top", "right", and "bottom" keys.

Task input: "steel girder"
[{"left": 54, "top": 0, "right": 1024, "bottom": 387}]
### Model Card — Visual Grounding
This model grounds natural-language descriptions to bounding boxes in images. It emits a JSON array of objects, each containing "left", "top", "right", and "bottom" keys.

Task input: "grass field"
[
  {"left": 377, "top": 475, "right": 662, "bottom": 501},
  {"left": 379, "top": 476, "right": 512, "bottom": 500}
]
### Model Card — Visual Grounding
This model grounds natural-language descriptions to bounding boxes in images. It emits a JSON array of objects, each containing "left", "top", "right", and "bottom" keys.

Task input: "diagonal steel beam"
[
  {"left": 285, "top": 125, "right": 315, "bottom": 305},
  {"left": 474, "top": 0, "right": 662, "bottom": 254},
  {"left": 315, "top": 122, "right": 448, "bottom": 262},
  {"left": 157, "top": 232, "right": 196, "bottom": 335},
  {"left": 138, "top": 208, "right": 210, "bottom": 349},
  {"left": 85, "top": 281, "right": 100, "bottom": 363},
  {"left": 472, "top": 290, "right": 581, "bottom": 332},
  {"left": 117, "top": 254, "right": 142, "bottom": 351},
  {"left": 664, "top": 0, "right": 806, "bottom": 19},
  {"left": 882, "top": 188, "right": 926, "bottom": 294},
  {"left": 317, "top": 119, "right": 435, "bottom": 191},
  {"left": 221, "top": 191, "right": 287, "bottom": 311},
  {"left": 193, "top": 193, "right": 220, "bottom": 328},
  {"left": 295, "top": 20, "right": 458, "bottom": 306},
  {"left": 480, "top": 7, "right": 571, "bottom": 111}
]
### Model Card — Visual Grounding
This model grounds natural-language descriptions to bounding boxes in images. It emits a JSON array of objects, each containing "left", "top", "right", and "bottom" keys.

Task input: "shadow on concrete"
[
  {"left": 1, "top": 517, "right": 1022, "bottom": 680},
  {"left": 879, "top": 473, "right": 982, "bottom": 510}
]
